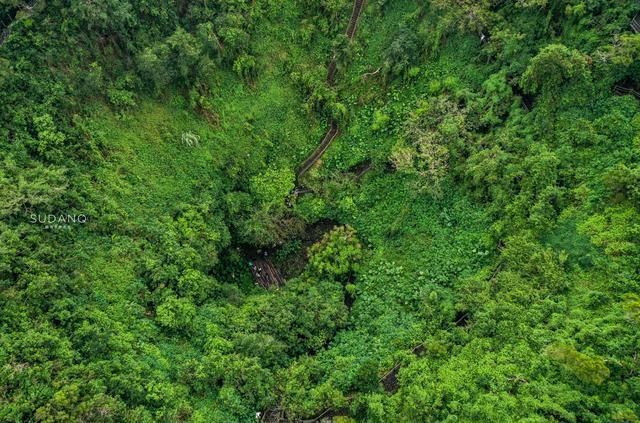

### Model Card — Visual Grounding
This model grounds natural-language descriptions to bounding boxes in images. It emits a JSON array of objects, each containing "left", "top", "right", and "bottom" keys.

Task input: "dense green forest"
[{"left": 1, "top": 0, "right": 640, "bottom": 421}]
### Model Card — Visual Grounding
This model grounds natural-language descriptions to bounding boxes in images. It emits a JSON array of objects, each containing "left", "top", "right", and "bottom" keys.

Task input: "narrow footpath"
[{"left": 296, "top": 0, "right": 367, "bottom": 182}]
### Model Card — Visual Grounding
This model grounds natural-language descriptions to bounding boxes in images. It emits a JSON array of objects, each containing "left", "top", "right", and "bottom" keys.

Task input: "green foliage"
[
  {"left": 233, "top": 53, "right": 258, "bottom": 82},
  {"left": 32, "top": 114, "right": 66, "bottom": 157},
  {"left": 0, "top": 157, "right": 67, "bottom": 218},
  {"left": 390, "top": 96, "right": 469, "bottom": 197},
  {"left": 250, "top": 167, "right": 295, "bottom": 210},
  {"left": 623, "top": 294, "right": 640, "bottom": 323},
  {"left": 471, "top": 71, "right": 514, "bottom": 127},
  {"left": 370, "top": 109, "right": 390, "bottom": 131},
  {"left": 156, "top": 296, "right": 197, "bottom": 330},
  {"left": 579, "top": 207, "right": 640, "bottom": 258},
  {"left": 106, "top": 75, "right": 138, "bottom": 111},
  {"left": 608, "top": 34, "right": 640, "bottom": 66},
  {"left": 603, "top": 163, "right": 640, "bottom": 204},
  {"left": 520, "top": 44, "right": 590, "bottom": 95},
  {"left": 546, "top": 343, "right": 610, "bottom": 385},
  {"left": 138, "top": 27, "right": 217, "bottom": 92},
  {"left": 1, "top": 0, "right": 640, "bottom": 420},
  {"left": 294, "top": 195, "right": 328, "bottom": 223},
  {"left": 308, "top": 225, "right": 362, "bottom": 278},
  {"left": 383, "top": 26, "right": 420, "bottom": 79}
]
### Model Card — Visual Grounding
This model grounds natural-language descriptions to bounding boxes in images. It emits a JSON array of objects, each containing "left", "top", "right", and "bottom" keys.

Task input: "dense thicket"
[{"left": 1, "top": 0, "right": 640, "bottom": 421}]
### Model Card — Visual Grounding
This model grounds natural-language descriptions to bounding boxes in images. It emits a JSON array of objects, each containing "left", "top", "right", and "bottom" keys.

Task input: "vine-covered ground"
[{"left": 1, "top": 0, "right": 640, "bottom": 422}]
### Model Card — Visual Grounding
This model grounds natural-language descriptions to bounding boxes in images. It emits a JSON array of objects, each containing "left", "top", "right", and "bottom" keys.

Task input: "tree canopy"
[{"left": 1, "top": 0, "right": 640, "bottom": 421}]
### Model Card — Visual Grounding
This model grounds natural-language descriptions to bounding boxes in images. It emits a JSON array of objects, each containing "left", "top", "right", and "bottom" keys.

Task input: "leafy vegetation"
[{"left": 1, "top": 0, "right": 640, "bottom": 421}]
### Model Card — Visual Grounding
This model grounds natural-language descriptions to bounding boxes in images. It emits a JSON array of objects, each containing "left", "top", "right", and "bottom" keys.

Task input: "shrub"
[{"left": 308, "top": 225, "right": 362, "bottom": 278}]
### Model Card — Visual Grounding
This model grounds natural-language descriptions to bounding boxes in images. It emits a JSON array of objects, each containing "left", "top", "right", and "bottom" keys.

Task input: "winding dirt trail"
[
  {"left": 327, "top": 0, "right": 366, "bottom": 85},
  {"left": 296, "top": 0, "right": 366, "bottom": 181},
  {"left": 346, "top": 0, "right": 366, "bottom": 39},
  {"left": 261, "top": 3, "right": 369, "bottom": 419},
  {"left": 296, "top": 120, "right": 339, "bottom": 177}
]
